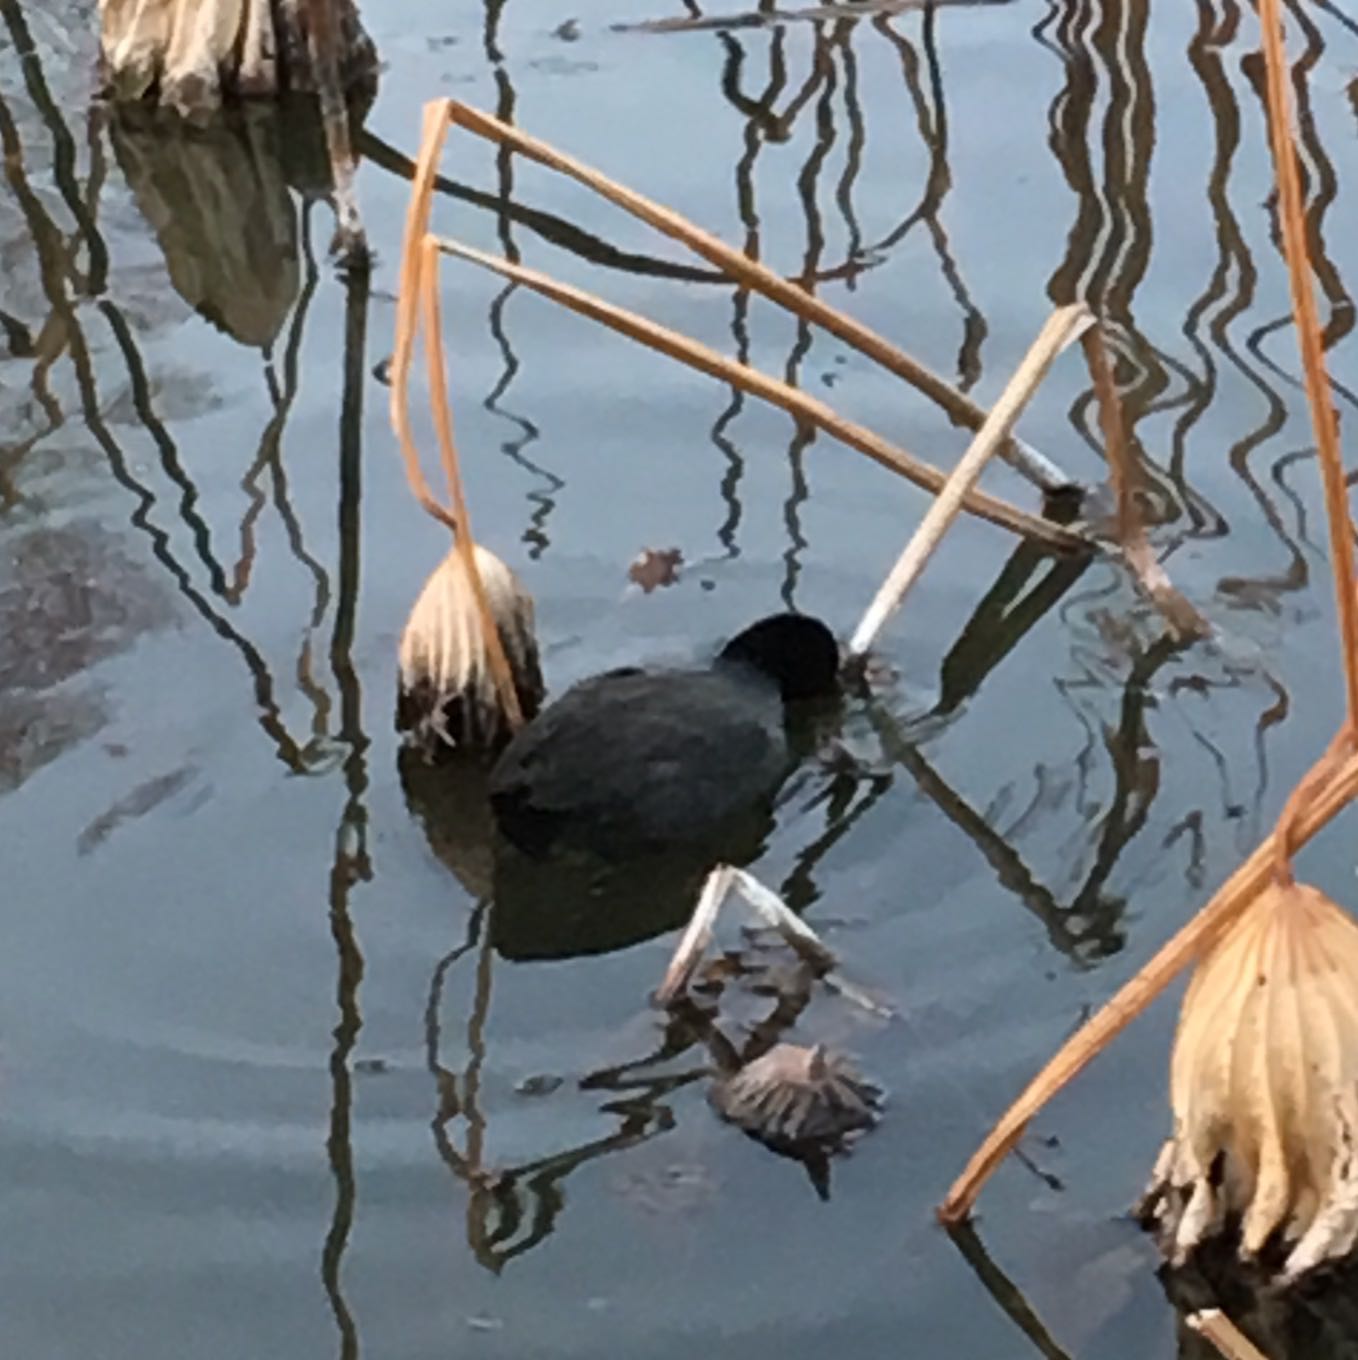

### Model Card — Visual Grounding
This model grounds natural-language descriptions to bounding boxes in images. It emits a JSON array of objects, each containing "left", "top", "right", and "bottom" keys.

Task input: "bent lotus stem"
[
  {"left": 390, "top": 101, "right": 524, "bottom": 735},
  {"left": 937, "top": 738, "right": 1358, "bottom": 1224},
  {"left": 432, "top": 237, "right": 1086, "bottom": 553},
  {"left": 437, "top": 100, "right": 1077, "bottom": 496}
]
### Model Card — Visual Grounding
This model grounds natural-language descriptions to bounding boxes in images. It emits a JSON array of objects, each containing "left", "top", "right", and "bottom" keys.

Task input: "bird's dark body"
[{"left": 488, "top": 664, "right": 789, "bottom": 860}]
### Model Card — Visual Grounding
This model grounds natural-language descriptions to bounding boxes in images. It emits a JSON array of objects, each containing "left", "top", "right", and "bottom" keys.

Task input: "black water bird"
[{"left": 486, "top": 612, "right": 841, "bottom": 861}]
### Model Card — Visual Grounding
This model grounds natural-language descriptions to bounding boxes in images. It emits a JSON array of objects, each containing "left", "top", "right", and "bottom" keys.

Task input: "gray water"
[{"left": 4, "top": 0, "right": 1358, "bottom": 1355}]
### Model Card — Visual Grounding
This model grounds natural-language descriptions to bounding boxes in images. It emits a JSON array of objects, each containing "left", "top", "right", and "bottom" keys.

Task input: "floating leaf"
[{"left": 627, "top": 547, "right": 682, "bottom": 594}]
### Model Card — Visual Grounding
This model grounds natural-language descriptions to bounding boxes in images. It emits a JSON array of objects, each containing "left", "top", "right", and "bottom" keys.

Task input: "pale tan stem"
[
  {"left": 1258, "top": 0, "right": 1358, "bottom": 726},
  {"left": 390, "top": 103, "right": 458, "bottom": 533},
  {"left": 657, "top": 866, "right": 735, "bottom": 1005},
  {"left": 432, "top": 237, "right": 1087, "bottom": 553},
  {"left": 237, "top": 0, "right": 276, "bottom": 94},
  {"left": 1187, "top": 1311, "right": 1272, "bottom": 1360},
  {"left": 440, "top": 101, "right": 1076, "bottom": 495},
  {"left": 848, "top": 305, "right": 1092, "bottom": 655},
  {"left": 937, "top": 740, "right": 1358, "bottom": 1223},
  {"left": 418, "top": 239, "right": 523, "bottom": 729}
]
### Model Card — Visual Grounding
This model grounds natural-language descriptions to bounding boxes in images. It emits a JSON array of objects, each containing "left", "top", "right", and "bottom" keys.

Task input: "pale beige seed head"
[
  {"left": 398, "top": 545, "right": 542, "bottom": 751},
  {"left": 1146, "top": 881, "right": 1358, "bottom": 1278}
]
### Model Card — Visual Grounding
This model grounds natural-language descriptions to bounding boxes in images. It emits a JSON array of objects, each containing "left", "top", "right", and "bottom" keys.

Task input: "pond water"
[{"left": 4, "top": 0, "right": 1358, "bottom": 1356}]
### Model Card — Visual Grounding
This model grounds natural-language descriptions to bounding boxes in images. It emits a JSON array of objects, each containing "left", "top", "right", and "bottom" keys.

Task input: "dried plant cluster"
[
  {"left": 711, "top": 1043, "right": 883, "bottom": 1153},
  {"left": 388, "top": 43, "right": 1357, "bottom": 1311},
  {"left": 98, "top": 0, "right": 375, "bottom": 116},
  {"left": 390, "top": 98, "right": 1205, "bottom": 756}
]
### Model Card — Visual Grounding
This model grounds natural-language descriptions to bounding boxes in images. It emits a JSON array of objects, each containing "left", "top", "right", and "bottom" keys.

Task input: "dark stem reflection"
[{"left": 319, "top": 266, "right": 373, "bottom": 1360}]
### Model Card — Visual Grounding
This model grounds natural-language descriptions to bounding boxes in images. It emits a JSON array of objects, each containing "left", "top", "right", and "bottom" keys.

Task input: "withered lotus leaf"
[{"left": 1143, "top": 880, "right": 1358, "bottom": 1279}]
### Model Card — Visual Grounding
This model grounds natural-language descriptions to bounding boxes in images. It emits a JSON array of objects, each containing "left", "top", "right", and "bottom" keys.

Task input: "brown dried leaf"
[{"left": 627, "top": 547, "right": 683, "bottom": 594}]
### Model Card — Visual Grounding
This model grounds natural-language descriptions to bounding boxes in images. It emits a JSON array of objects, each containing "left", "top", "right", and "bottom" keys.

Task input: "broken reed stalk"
[
  {"left": 436, "top": 100, "right": 1075, "bottom": 496},
  {"left": 1187, "top": 1311, "right": 1272, "bottom": 1360},
  {"left": 936, "top": 736, "right": 1358, "bottom": 1224},
  {"left": 432, "top": 237, "right": 1085, "bottom": 554},
  {"left": 1080, "top": 326, "right": 1208, "bottom": 643},
  {"left": 1259, "top": 0, "right": 1358, "bottom": 727},
  {"left": 848, "top": 304, "right": 1093, "bottom": 656},
  {"left": 391, "top": 102, "right": 523, "bottom": 733}
]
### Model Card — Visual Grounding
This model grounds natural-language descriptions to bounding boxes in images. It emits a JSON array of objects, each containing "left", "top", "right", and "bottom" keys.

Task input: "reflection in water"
[
  {"left": 424, "top": 903, "right": 679, "bottom": 1272},
  {"left": 0, "top": 33, "right": 352, "bottom": 774},
  {"left": 320, "top": 270, "right": 373, "bottom": 1360},
  {"left": 871, "top": 642, "right": 1163, "bottom": 970},
  {"left": 109, "top": 106, "right": 301, "bottom": 350},
  {"left": 1039, "top": 0, "right": 1194, "bottom": 545},
  {"left": 478, "top": 33, "right": 564, "bottom": 557},
  {"left": 399, "top": 746, "right": 775, "bottom": 961},
  {"left": 230, "top": 211, "right": 324, "bottom": 608},
  {"left": 420, "top": 876, "right": 877, "bottom": 1266},
  {"left": 869, "top": 6, "right": 988, "bottom": 388},
  {"left": 947, "top": 1220, "right": 1074, "bottom": 1360},
  {"left": 356, "top": 129, "right": 731, "bottom": 284},
  {"left": 404, "top": 688, "right": 894, "bottom": 1258},
  {"left": 0, "top": 520, "right": 175, "bottom": 792},
  {"left": 8, "top": 0, "right": 1358, "bottom": 1352}
]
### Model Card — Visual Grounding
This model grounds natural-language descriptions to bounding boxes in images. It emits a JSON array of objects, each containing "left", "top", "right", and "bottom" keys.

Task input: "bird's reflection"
[
  {"left": 398, "top": 745, "right": 777, "bottom": 961},
  {"left": 403, "top": 672, "right": 888, "bottom": 1265}
]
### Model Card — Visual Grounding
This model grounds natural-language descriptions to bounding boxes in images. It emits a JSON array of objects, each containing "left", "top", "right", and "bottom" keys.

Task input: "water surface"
[{"left": 4, "top": 1, "right": 1358, "bottom": 1356}]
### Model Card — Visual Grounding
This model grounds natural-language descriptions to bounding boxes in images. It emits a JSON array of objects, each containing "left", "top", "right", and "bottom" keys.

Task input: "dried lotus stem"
[
  {"left": 431, "top": 237, "right": 1085, "bottom": 553},
  {"left": 1187, "top": 1311, "right": 1272, "bottom": 1360},
  {"left": 390, "top": 100, "right": 532, "bottom": 744},
  {"left": 939, "top": 0, "right": 1358, "bottom": 1239},
  {"left": 1258, "top": 0, "right": 1358, "bottom": 730},
  {"left": 418, "top": 237, "right": 523, "bottom": 731},
  {"left": 439, "top": 101, "right": 1076, "bottom": 496},
  {"left": 937, "top": 740, "right": 1358, "bottom": 1223},
  {"left": 848, "top": 304, "right": 1093, "bottom": 656}
]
